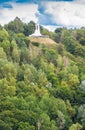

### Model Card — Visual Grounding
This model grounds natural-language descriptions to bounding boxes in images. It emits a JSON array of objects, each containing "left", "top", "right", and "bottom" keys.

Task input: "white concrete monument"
[{"left": 29, "top": 23, "right": 42, "bottom": 37}]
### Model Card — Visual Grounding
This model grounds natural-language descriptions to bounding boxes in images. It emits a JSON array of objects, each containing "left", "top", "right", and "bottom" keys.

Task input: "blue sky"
[
  {"left": 0, "top": 0, "right": 74, "bottom": 3},
  {"left": 0, "top": 0, "right": 85, "bottom": 31}
]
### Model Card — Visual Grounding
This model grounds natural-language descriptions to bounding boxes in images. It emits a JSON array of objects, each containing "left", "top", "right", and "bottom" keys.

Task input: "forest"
[{"left": 0, "top": 17, "right": 85, "bottom": 130}]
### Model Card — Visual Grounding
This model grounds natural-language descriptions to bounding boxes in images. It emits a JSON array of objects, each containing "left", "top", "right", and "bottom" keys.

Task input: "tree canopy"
[{"left": 0, "top": 17, "right": 85, "bottom": 130}]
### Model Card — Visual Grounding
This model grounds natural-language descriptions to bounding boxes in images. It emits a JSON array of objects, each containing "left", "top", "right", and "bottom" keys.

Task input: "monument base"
[
  {"left": 29, "top": 35, "right": 49, "bottom": 38},
  {"left": 29, "top": 23, "right": 48, "bottom": 38}
]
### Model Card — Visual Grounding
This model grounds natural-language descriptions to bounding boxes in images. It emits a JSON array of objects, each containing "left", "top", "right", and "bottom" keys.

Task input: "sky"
[{"left": 0, "top": 0, "right": 85, "bottom": 31}]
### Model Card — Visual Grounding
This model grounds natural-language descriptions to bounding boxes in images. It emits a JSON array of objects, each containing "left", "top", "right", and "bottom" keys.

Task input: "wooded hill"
[{"left": 0, "top": 17, "right": 85, "bottom": 130}]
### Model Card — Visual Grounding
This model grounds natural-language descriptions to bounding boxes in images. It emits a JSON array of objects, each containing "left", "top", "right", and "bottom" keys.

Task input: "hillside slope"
[{"left": 0, "top": 23, "right": 85, "bottom": 130}]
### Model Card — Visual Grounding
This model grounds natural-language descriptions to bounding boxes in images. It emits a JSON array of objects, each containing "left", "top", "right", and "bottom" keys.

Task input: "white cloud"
[
  {"left": 44, "top": 1, "right": 85, "bottom": 27},
  {"left": 43, "top": 25, "right": 62, "bottom": 32},
  {"left": 0, "top": 0, "right": 85, "bottom": 30},
  {"left": 0, "top": 2, "right": 38, "bottom": 25},
  {"left": 75, "top": 0, "right": 85, "bottom": 4}
]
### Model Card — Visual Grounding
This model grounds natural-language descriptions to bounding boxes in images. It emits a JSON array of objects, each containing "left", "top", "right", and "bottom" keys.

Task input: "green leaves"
[
  {"left": 18, "top": 122, "right": 35, "bottom": 130},
  {"left": 77, "top": 105, "right": 85, "bottom": 128},
  {"left": 4, "top": 17, "right": 24, "bottom": 34},
  {"left": 69, "top": 123, "right": 82, "bottom": 130}
]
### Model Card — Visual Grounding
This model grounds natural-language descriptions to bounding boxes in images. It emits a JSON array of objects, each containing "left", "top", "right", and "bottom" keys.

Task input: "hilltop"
[{"left": 29, "top": 37, "right": 57, "bottom": 45}]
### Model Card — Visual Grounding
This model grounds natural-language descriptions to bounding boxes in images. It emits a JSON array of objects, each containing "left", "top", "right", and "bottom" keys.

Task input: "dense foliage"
[{"left": 0, "top": 18, "right": 85, "bottom": 130}]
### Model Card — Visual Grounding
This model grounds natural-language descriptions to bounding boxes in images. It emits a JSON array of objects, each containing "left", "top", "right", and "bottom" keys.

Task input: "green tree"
[
  {"left": 0, "top": 120, "right": 12, "bottom": 130},
  {"left": 69, "top": 123, "right": 82, "bottom": 130},
  {"left": 63, "top": 36, "right": 77, "bottom": 54},
  {"left": 56, "top": 110, "right": 66, "bottom": 130},
  {"left": 55, "top": 28, "right": 63, "bottom": 43},
  {"left": 0, "top": 29, "right": 9, "bottom": 42},
  {"left": 23, "top": 21, "right": 35, "bottom": 36},
  {"left": 77, "top": 104, "right": 85, "bottom": 128},
  {"left": 0, "top": 47, "right": 6, "bottom": 59},
  {"left": 4, "top": 17, "right": 24, "bottom": 33},
  {"left": 38, "top": 113, "right": 58, "bottom": 130},
  {"left": 18, "top": 122, "right": 35, "bottom": 130},
  {"left": 0, "top": 78, "right": 16, "bottom": 97},
  {"left": 79, "top": 37, "right": 85, "bottom": 46},
  {"left": 0, "top": 40, "right": 11, "bottom": 56}
]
